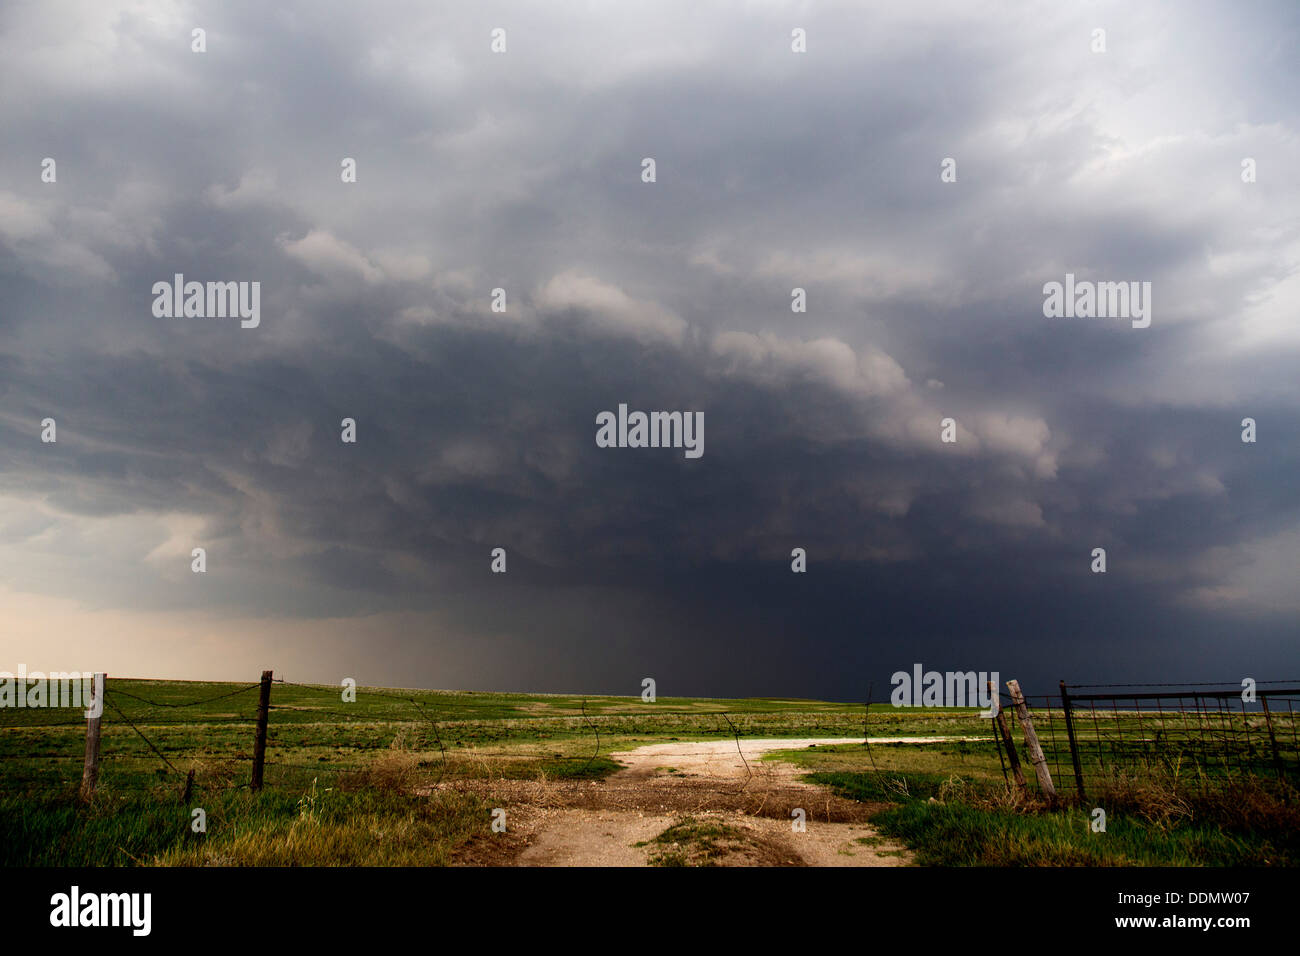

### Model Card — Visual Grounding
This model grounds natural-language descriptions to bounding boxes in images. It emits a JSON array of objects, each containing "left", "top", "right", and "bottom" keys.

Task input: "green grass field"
[
  {"left": 767, "top": 741, "right": 1300, "bottom": 866},
  {"left": 0, "top": 678, "right": 881, "bottom": 866},
  {"left": 1, "top": 678, "right": 1295, "bottom": 866},
  {"left": 0, "top": 677, "right": 881, "bottom": 794}
]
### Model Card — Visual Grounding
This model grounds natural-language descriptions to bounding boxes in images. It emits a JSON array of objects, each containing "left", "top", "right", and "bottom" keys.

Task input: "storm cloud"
[{"left": 1, "top": 1, "right": 1297, "bottom": 699}]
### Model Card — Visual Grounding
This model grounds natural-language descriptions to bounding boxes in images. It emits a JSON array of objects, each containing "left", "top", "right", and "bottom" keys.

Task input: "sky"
[{"left": 1, "top": 0, "right": 1297, "bottom": 701}]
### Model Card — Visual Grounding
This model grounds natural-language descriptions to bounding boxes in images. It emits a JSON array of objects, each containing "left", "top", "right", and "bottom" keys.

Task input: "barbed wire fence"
[
  {"left": 987, "top": 680, "right": 1300, "bottom": 802},
  {"left": 6, "top": 673, "right": 1296, "bottom": 807},
  {"left": 0, "top": 671, "right": 812, "bottom": 801}
]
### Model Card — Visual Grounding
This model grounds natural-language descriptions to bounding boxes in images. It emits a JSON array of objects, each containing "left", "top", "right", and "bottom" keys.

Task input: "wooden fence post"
[
  {"left": 1059, "top": 680, "right": 1087, "bottom": 800},
  {"left": 80, "top": 672, "right": 105, "bottom": 801},
  {"left": 990, "top": 681, "right": 1027, "bottom": 794},
  {"left": 1007, "top": 679, "right": 1057, "bottom": 803},
  {"left": 251, "top": 669, "right": 273, "bottom": 792}
]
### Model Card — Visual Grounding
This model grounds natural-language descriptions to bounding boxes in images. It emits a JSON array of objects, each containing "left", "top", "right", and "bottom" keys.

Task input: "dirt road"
[{"left": 489, "top": 737, "right": 920, "bottom": 866}]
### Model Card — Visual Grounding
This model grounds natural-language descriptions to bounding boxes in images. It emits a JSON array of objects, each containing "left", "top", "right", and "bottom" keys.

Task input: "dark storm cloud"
[{"left": 1, "top": 1, "right": 1297, "bottom": 697}]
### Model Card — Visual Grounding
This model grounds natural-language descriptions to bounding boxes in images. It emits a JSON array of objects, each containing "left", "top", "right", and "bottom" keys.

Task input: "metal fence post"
[{"left": 1060, "top": 680, "right": 1086, "bottom": 800}]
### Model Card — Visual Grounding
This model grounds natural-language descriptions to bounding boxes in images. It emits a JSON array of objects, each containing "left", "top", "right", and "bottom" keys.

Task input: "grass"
[
  {"left": 0, "top": 677, "right": 925, "bottom": 797},
  {"left": 0, "top": 677, "right": 885, "bottom": 866},
  {"left": 0, "top": 776, "right": 489, "bottom": 867},
  {"left": 769, "top": 743, "right": 1300, "bottom": 866},
  {"left": 5, "top": 678, "right": 1296, "bottom": 866},
  {"left": 637, "top": 817, "right": 755, "bottom": 867},
  {"left": 0, "top": 681, "right": 946, "bottom": 801},
  {"left": 871, "top": 788, "right": 1297, "bottom": 867}
]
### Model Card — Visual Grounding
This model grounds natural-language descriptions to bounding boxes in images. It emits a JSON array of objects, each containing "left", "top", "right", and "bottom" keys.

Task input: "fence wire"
[
  {"left": 0, "top": 676, "right": 756, "bottom": 797},
  {"left": 994, "top": 683, "right": 1300, "bottom": 799},
  {"left": 5, "top": 676, "right": 1297, "bottom": 801}
]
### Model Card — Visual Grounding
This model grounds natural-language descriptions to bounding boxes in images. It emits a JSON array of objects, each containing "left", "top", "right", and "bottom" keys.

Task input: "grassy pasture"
[
  {"left": 768, "top": 741, "right": 1300, "bottom": 866},
  {"left": 0, "top": 678, "right": 886, "bottom": 865},
  {"left": 0, "top": 678, "right": 918, "bottom": 794},
  {"left": 2, "top": 679, "right": 1294, "bottom": 866}
]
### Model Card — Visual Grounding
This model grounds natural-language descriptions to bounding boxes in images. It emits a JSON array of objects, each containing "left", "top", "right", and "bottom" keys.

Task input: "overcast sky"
[{"left": 1, "top": 1, "right": 1297, "bottom": 701}]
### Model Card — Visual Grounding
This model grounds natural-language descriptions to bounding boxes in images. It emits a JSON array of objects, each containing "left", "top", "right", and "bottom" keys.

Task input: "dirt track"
[{"left": 448, "top": 737, "right": 924, "bottom": 866}]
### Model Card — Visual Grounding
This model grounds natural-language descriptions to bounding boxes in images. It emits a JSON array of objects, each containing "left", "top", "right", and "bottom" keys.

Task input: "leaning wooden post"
[
  {"left": 1059, "top": 681, "right": 1087, "bottom": 801},
  {"left": 80, "top": 672, "right": 106, "bottom": 801},
  {"left": 251, "top": 670, "right": 273, "bottom": 792},
  {"left": 1007, "top": 680, "right": 1056, "bottom": 803},
  {"left": 990, "top": 681, "right": 1027, "bottom": 794}
]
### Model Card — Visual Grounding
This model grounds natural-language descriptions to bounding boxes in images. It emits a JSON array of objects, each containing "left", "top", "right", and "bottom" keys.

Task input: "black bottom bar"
[{"left": 3, "top": 866, "right": 1288, "bottom": 942}]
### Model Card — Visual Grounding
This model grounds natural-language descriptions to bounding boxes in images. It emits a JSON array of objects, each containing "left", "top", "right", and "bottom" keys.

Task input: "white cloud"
[
  {"left": 711, "top": 331, "right": 908, "bottom": 398},
  {"left": 535, "top": 270, "right": 687, "bottom": 346},
  {"left": 278, "top": 229, "right": 385, "bottom": 283}
]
